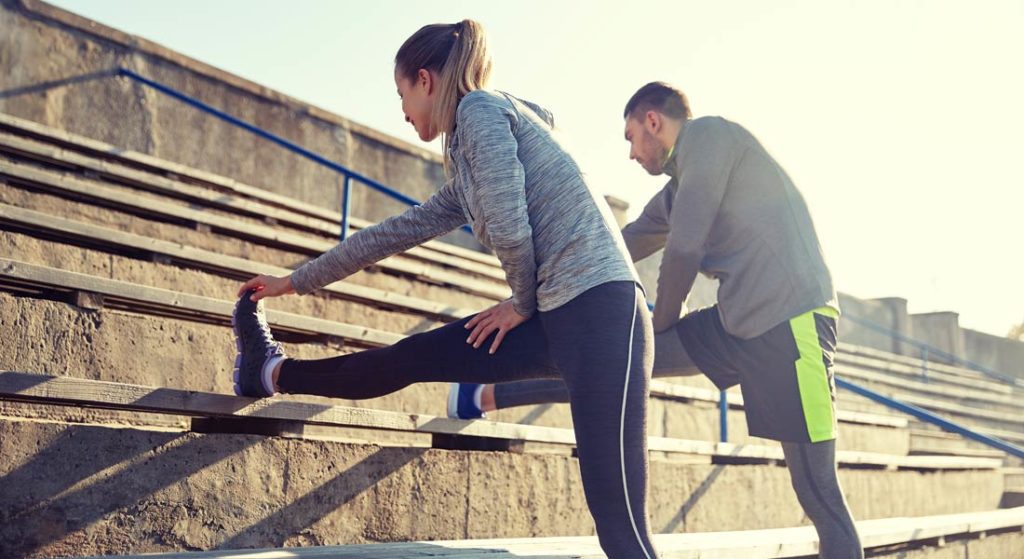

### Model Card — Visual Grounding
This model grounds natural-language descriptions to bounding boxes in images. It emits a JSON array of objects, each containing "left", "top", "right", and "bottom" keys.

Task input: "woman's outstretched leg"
[{"left": 233, "top": 289, "right": 559, "bottom": 400}]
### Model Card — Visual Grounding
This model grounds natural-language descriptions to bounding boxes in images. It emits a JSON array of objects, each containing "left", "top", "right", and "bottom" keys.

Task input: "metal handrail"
[
  {"left": 115, "top": 68, "right": 473, "bottom": 241},
  {"left": 843, "top": 313, "right": 1021, "bottom": 387}
]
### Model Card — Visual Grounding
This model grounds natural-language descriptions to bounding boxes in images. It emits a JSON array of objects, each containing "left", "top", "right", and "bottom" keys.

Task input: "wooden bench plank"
[
  {"left": 0, "top": 111, "right": 503, "bottom": 268},
  {"left": 0, "top": 372, "right": 1003, "bottom": 471},
  {"left": 0, "top": 203, "right": 476, "bottom": 320},
  {"left": 0, "top": 130, "right": 510, "bottom": 284},
  {"left": 4, "top": 206, "right": 1011, "bottom": 432},
  {"left": 837, "top": 343, "right": 1020, "bottom": 394},
  {"left": 835, "top": 362, "right": 1024, "bottom": 411},
  {"left": 0, "top": 159, "right": 511, "bottom": 301},
  {"left": 837, "top": 351, "right": 1016, "bottom": 397},
  {"left": 0, "top": 257, "right": 402, "bottom": 347},
  {"left": 71, "top": 507, "right": 1024, "bottom": 558},
  {"left": 3, "top": 259, "right": 1011, "bottom": 454}
]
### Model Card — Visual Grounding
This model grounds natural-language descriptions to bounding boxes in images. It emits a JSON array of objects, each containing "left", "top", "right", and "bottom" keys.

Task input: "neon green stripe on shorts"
[{"left": 789, "top": 306, "right": 839, "bottom": 442}]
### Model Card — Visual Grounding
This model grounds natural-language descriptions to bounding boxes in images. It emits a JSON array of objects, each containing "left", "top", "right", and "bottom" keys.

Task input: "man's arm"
[
  {"left": 620, "top": 179, "right": 675, "bottom": 262},
  {"left": 652, "top": 117, "right": 743, "bottom": 332}
]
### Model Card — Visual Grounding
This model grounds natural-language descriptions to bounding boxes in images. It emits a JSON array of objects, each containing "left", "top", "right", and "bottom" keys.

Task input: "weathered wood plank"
[
  {"left": 0, "top": 372, "right": 1003, "bottom": 470},
  {"left": 0, "top": 203, "right": 475, "bottom": 320},
  {"left": 0, "top": 111, "right": 502, "bottom": 268},
  {"left": 0, "top": 159, "right": 510, "bottom": 300},
  {"left": 0, "top": 257, "right": 401, "bottom": 347},
  {"left": 70, "top": 507, "right": 1024, "bottom": 558},
  {"left": 0, "top": 130, "right": 508, "bottom": 283}
]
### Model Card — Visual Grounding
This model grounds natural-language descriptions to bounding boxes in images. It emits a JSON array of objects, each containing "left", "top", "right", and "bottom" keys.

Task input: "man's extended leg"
[{"left": 455, "top": 325, "right": 702, "bottom": 416}]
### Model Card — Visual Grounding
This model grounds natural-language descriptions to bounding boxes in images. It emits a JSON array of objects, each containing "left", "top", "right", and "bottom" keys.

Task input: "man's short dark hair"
[{"left": 623, "top": 82, "right": 692, "bottom": 120}]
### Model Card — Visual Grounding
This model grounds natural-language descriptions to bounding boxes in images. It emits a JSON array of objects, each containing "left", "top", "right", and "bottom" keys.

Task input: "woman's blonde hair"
[{"left": 395, "top": 19, "right": 492, "bottom": 171}]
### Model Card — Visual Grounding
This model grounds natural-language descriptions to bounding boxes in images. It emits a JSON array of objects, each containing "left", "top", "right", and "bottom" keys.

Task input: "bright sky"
[{"left": 48, "top": 0, "right": 1024, "bottom": 337}]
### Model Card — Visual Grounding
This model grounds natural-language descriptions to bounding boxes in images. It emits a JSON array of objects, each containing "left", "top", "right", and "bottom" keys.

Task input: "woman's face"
[{"left": 395, "top": 68, "right": 437, "bottom": 142}]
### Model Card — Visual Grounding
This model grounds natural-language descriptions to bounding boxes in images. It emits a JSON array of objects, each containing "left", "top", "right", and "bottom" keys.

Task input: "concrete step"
[
  {"left": 0, "top": 292, "right": 903, "bottom": 456},
  {"left": 1005, "top": 468, "right": 1024, "bottom": 491},
  {"left": 0, "top": 129, "right": 508, "bottom": 288},
  {"left": 0, "top": 113, "right": 502, "bottom": 270},
  {"left": 835, "top": 360, "right": 1024, "bottom": 415},
  {"left": 833, "top": 374, "right": 1024, "bottom": 434},
  {"left": 68, "top": 507, "right": 1024, "bottom": 559},
  {"left": 0, "top": 227, "right": 451, "bottom": 338},
  {"left": 837, "top": 343, "right": 1023, "bottom": 396},
  {"left": 0, "top": 260, "right": 913, "bottom": 455},
  {"left": 0, "top": 158, "right": 509, "bottom": 304},
  {"left": 0, "top": 238, "right": 1004, "bottom": 450},
  {"left": 0, "top": 375, "right": 1009, "bottom": 558},
  {"left": 908, "top": 430, "right": 1008, "bottom": 459},
  {"left": 0, "top": 203, "right": 475, "bottom": 322},
  {"left": 4, "top": 129, "right": 1015, "bottom": 444}
]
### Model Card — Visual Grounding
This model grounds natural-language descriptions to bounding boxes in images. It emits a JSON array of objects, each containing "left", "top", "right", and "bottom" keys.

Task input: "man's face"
[{"left": 624, "top": 113, "right": 669, "bottom": 176}]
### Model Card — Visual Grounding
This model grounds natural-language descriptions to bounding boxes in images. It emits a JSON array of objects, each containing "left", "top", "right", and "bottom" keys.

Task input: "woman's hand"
[
  {"left": 464, "top": 299, "right": 528, "bottom": 354},
  {"left": 237, "top": 274, "right": 296, "bottom": 302}
]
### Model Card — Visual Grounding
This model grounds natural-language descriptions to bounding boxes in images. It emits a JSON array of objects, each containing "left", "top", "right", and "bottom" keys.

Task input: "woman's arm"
[
  {"left": 458, "top": 93, "right": 538, "bottom": 319},
  {"left": 248, "top": 181, "right": 466, "bottom": 298}
]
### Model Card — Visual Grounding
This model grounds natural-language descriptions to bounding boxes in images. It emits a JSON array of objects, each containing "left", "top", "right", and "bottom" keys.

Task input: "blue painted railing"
[
  {"left": 838, "top": 378, "right": 1023, "bottom": 459},
  {"left": 115, "top": 68, "right": 473, "bottom": 241},
  {"left": 117, "top": 69, "right": 1018, "bottom": 457}
]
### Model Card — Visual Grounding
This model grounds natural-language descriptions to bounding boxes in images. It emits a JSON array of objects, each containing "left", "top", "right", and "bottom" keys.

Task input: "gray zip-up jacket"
[
  {"left": 622, "top": 116, "right": 837, "bottom": 338},
  {"left": 291, "top": 90, "right": 639, "bottom": 316}
]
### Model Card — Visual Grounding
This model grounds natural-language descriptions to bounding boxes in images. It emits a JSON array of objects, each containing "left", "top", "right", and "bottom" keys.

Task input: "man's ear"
[{"left": 645, "top": 110, "right": 661, "bottom": 134}]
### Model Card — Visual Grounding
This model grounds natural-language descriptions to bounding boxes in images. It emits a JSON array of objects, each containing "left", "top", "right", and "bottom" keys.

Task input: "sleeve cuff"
[
  {"left": 512, "top": 297, "right": 536, "bottom": 320},
  {"left": 289, "top": 266, "right": 315, "bottom": 296}
]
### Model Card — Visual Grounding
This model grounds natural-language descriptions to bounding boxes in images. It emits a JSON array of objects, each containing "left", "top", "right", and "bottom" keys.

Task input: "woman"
[{"left": 232, "top": 20, "right": 659, "bottom": 559}]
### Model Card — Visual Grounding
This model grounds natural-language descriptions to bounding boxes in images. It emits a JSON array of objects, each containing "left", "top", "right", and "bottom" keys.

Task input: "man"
[{"left": 448, "top": 82, "right": 864, "bottom": 558}]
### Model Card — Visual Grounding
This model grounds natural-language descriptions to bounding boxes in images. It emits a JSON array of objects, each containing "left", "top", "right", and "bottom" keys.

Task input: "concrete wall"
[
  {"left": 0, "top": 0, "right": 481, "bottom": 250},
  {"left": 837, "top": 293, "right": 907, "bottom": 355},
  {"left": 962, "top": 327, "right": 1024, "bottom": 381}
]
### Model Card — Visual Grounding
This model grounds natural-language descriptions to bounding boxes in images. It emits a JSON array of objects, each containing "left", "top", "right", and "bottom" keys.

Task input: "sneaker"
[
  {"left": 447, "top": 383, "right": 485, "bottom": 419},
  {"left": 231, "top": 289, "right": 286, "bottom": 398}
]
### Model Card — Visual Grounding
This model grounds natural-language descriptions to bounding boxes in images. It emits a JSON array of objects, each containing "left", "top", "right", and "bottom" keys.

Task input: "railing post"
[
  {"left": 340, "top": 174, "right": 352, "bottom": 242},
  {"left": 719, "top": 389, "right": 728, "bottom": 443}
]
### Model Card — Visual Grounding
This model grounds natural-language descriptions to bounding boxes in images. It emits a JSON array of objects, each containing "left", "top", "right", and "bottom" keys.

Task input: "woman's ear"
[{"left": 417, "top": 68, "right": 434, "bottom": 95}]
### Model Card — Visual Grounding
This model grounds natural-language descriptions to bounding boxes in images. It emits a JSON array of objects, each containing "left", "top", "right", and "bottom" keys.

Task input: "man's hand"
[
  {"left": 464, "top": 299, "right": 528, "bottom": 354},
  {"left": 237, "top": 274, "right": 296, "bottom": 302}
]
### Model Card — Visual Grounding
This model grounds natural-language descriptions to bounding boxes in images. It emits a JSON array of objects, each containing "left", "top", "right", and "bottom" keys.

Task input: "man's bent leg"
[{"left": 491, "top": 325, "right": 701, "bottom": 409}]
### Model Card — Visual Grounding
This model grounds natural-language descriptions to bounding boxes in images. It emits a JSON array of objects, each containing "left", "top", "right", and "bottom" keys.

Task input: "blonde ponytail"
[{"left": 395, "top": 19, "right": 493, "bottom": 174}]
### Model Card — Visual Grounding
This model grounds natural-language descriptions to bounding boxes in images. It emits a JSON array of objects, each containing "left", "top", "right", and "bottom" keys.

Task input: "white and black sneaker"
[{"left": 231, "top": 289, "right": 286, "bottom": 398}]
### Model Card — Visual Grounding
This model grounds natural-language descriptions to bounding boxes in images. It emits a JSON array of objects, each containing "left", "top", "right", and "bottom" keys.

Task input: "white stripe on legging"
[{"left": 620, "top": 294, "right": 654, "bottom": 559}]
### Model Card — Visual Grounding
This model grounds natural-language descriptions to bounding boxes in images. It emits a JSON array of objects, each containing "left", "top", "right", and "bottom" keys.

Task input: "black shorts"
[{"left": 674, "top": 305, "right": 840, "bottom": 443}]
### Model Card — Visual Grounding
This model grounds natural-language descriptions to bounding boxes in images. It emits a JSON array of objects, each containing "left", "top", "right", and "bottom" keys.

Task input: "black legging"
[{"left": 278, "top": 281, "right": 659, "bottom": 559}]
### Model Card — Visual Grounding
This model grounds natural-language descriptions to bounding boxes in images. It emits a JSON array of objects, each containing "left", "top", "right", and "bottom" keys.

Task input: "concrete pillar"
[
  {"left": 604, "top": 195, "right": 629, "bottom": 228},
  {"left": 872, "top": 297, "right": 911, "bottom": 356},
  {"left": 909, "top": 311, "right": 965, "bottom": 364}
]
